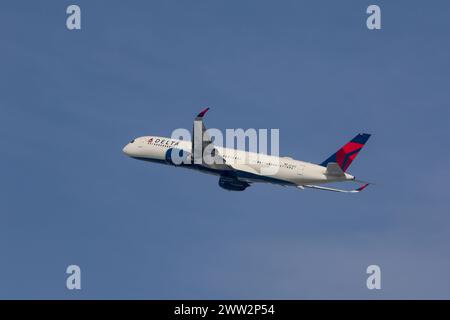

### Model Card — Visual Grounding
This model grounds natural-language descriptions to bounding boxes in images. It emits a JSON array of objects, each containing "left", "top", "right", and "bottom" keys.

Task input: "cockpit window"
[{"left": 130, "top": 139, "right": 135, "bottom": 143}]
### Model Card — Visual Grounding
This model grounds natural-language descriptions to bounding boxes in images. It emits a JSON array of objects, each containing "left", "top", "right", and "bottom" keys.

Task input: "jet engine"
[{"left": 218, "top": 175, "right": 250, "bottom": 191}]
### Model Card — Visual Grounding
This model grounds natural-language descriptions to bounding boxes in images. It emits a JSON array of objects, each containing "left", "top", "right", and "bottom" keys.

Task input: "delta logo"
[{"left": 148, "top": 137, "right": 180, "bottom": 146}]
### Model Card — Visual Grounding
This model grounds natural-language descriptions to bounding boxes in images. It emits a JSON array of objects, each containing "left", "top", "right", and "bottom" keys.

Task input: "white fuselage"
[{"left": 123, "top": 136, "right": 355, "bottom": 187}]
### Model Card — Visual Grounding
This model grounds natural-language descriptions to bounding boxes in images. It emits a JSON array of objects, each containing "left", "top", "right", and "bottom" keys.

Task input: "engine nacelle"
[
  {"left": 218, "top": 176, "right": 250, "bottom": 191},
  {"left": 165, "top": 148, "right": 191, "bottom": 166}
]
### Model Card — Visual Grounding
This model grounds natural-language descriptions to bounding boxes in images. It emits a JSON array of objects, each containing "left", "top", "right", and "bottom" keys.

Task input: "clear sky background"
[{"left": 1, "top": 0, "right": 450, "bottom": 299}]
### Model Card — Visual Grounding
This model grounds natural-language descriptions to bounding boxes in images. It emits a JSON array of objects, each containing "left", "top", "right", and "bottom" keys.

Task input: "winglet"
[
  {"left": 196, "top": 107, "right": 210, "bottom": 118},
  {"left": 356, "top": 183, "right": 369, "bottom": 192}
]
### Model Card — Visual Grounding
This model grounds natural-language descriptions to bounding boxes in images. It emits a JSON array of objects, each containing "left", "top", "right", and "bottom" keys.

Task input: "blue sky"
[{"left": 1, "top": 0, "right": 450, "bottom": 299}]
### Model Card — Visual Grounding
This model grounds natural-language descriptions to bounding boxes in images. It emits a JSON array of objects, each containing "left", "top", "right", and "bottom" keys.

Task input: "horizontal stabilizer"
[{"left": 325, "top": 162, "right": 345, "bottom": 176}]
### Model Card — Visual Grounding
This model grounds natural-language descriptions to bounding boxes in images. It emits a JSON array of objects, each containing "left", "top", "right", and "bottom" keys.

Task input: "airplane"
[{"left": 123, "top": 108, "right": 371, "bottom": 193}]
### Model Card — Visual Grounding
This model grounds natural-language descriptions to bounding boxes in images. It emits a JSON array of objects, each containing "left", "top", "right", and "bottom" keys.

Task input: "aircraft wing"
[
  {"left": 205, "top": 149, "right": 235, "bottom": 171},
  {"left": 191, "top": 108, "right": 291, "bottom": 184},
  {"left": 192, "top": 108, "right": 234, "bottom": 171},
  {"left": 192, "top": 107, "right": 211, "bottom": 163},
  {"left": 299, "top": 183, "right": 369, "bottom": 193}
]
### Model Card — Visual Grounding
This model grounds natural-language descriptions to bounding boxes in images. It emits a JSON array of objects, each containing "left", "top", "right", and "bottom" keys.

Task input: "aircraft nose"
[{"left": 122, "top": 144, "right": 131, "bottom": 156}]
